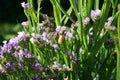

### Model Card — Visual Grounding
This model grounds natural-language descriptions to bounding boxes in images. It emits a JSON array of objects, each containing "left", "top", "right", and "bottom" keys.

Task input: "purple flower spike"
[
  {"left": 21, "top": 2, "right": 29, "bottom": 9},
  {"left": 21, "top": 21, "right": 28, "bottom": 27},
  {"left": 91, "top": 10, "right": 101, "bottom": 20},
  {"left": 66, "top": 32, "right": 72, "bottom": 39}
]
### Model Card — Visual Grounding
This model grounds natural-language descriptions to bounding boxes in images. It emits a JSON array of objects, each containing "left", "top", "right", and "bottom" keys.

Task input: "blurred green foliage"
[
  {"left": 0, "top": 24, "right": 22, "bottom": 45},
  {"left": 0, "top": 0, "right": 26, "bottom": 45}
]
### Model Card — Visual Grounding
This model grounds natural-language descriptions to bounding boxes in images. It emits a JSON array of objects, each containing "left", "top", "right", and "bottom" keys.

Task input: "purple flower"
[
  {"left": 5, "top": 63, "right": 11, "bottom": 69},
  {"left": 60, "top": 26, "right": 67, "bottom": 32},
  {"left": 59, "top": 26, "right": 67, "bottom": 34},
  {"left": 21, "top": 21, "right": 28, "bottom": 27},
  {"left": 17, "top": 31, "right": 29, "bottom": 42},
  {"left": 32, "top": 61, "right": 42, "bottom": 70},
  {"left": 24, "top": 52, "right": 32, "bottom": 58},
  {"left": 65, "top": 32, "right": 72, "bottom": 39},
  {"left": 107, "top": 17, "right": 112, "bottom": 22},
  {"left": 55, "top": 27, "right": 61, "bottom": 32},
  {"left": 5, "top": 63, "right": 17, "bottom": 71},
  {"left": 55, "top": 26, "right": 67, "bottom": 34},
  {"left": 32, "top": 33, "right": 41, "bottom": 39},
  {"left": 11, "top": 63, "right": 17, "bottom": 71},
  {"left": 13, "top": 52, "right": 18, "bottom": 58},
  {"left": 62, "top": 65, "right": 70, "bottom": 71},
  {"left": 2, "top": 41, "right": 13, "bottom": 53},
  {"left": 0, "top": 47, "right": 5, "bottom": 55},
  {"left": 53, "top": 44, "right": 60, "bottom": 50},
  {"left": 17, "top": 50, "right": 32, "bottom": 58},
  {"left": 52, "top": 62, "right": 61, "bottom": 70},
  {"left": 83, "top": 17, "right": 90, "bottom": 26},
  {"left": 40, "top": 24, "right": 44, "bottom": 31},
  {"left": 105, "top": 22, "right": 111, "bottom": 27},
  {"left": 91, "top": 10, "right": 101, "bottom": 20},
  {"left": 42, "top": 32, "right": 47, "bottom": 37},
  {"left": 9, "top": 38, "right": 19, "bottom": 49},
  {"left": 18, "top": 50, "right": 25, "bottom": 57},
  {"left": 43, "top": 14, "right": 48, "bottom": 19},
  {"left": 5, "top": 43, "right": 12, "bottom": 53},
  {"left": 21, "top": 2, "right": 29, "bottom": 9},
  {"left": 41, "top": 32, "right": 48, "bottom": 41},
  {"left": 71, "top": 51, "right": 76, "bottom": 60}
]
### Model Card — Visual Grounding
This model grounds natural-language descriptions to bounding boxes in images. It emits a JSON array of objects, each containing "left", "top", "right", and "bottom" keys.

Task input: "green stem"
[
  {"left": 69, "top": 0, "right": 78, "bottom": 17},
  {"left": 88, "top": 0, "right": 93, "bottom": 14},
  {"left": 50, "top": 0, "right": 61, "bottom": 26},
  {"left": 55, "top": 0, "right": 75, "bottom": 24},
  {"left": 37, "top": 0, "right": 42, "bottom": 24},
  {"left": 116, "top": 11, "right": 120, "bottom": 80},
  {"left": 94, "top": 0, "right": 111, "bottom": 44},
  {"left": 94, "top": 0, "right": 99, "bottom": 9}
]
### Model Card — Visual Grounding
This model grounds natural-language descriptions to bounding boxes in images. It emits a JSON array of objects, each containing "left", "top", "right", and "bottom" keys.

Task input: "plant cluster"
[{"left": 0, "top": 0, "right": 120, "bottom": 80}]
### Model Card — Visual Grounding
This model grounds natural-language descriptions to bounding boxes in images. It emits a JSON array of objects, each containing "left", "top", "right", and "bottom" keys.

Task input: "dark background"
[
  {"left": 0, "top": 0, "right": 71, "bottom": 23},
  {"left": 0, "top": 0, "right": 26, "bottom": 23}
]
